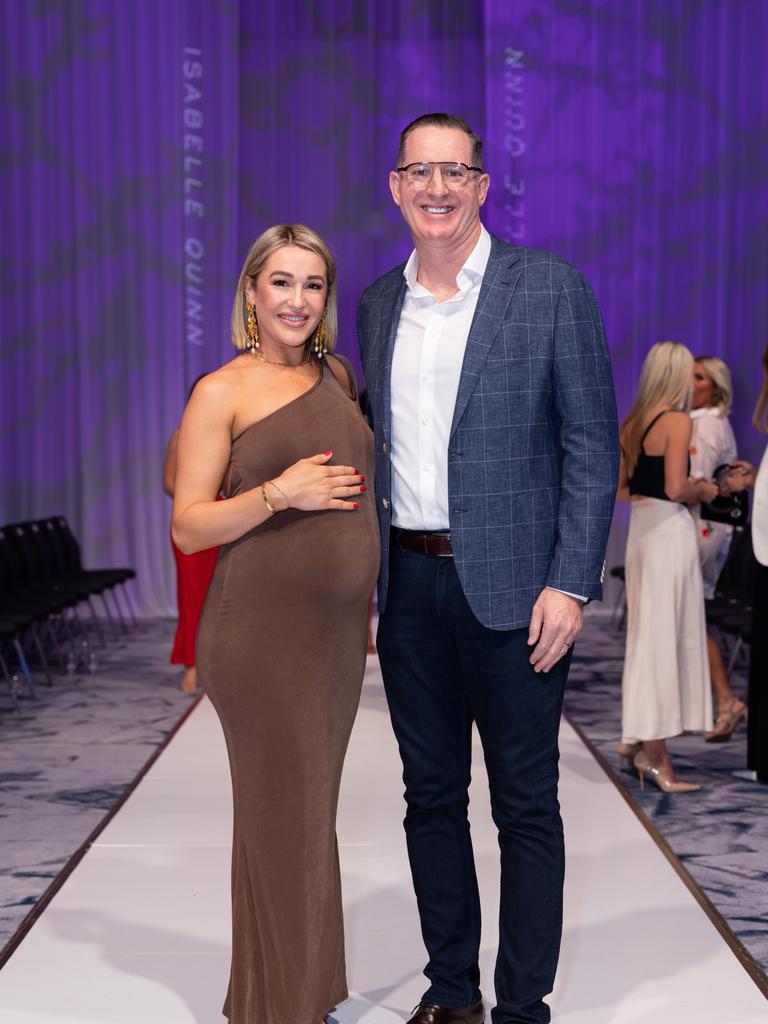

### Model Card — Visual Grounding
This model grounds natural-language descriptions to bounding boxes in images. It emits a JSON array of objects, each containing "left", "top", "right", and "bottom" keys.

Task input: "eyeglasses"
[{"left": 396, "top": 161, "right": 484, "bottom": 188}]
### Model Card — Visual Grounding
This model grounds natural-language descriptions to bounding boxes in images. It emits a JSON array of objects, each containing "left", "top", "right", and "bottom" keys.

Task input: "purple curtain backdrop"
[
  {"left": 2, "top": 0, "right": 766, "bottom": 614},
  {"left": 483, "top": 0, "right": 768, "bottom": 575},
  {"left": 1, "top": 0, "right": 239, "bottom": 614}
]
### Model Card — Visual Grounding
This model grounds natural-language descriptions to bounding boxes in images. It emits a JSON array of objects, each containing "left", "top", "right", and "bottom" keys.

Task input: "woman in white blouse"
[
  {"left": 690, "top": 356, "right": 746, "bottom": 742},
  {"left": 723, "top": 342, "right": 768, "bottom": 783}
]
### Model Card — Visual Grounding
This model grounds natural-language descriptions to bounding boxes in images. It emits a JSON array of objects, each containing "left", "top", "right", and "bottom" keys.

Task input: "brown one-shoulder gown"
[{"left": 196, "top": 359, "right": 379, "bottom": 1024}]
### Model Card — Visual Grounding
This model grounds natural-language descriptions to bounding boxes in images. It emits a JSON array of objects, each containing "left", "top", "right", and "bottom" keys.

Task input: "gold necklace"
[{"left": 250, "top": 347, "right": 313, "bottom": 369}]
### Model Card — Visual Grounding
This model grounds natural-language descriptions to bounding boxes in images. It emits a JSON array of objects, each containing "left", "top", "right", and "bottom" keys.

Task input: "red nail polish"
[
  {"left": 360, "top": 475, "right": 366, "bottom": 482},
  {"left": 354, "top": 468, "right": 359, "bottom": 474},
  {"left": 360, "top": 485, "right": 366, "bottom": 492},
  {"left": 353, "top": 502, "right": 359, "bottom": 509},
  {"left": 324, "top": 451, "right": 332, "bottom": 456}
]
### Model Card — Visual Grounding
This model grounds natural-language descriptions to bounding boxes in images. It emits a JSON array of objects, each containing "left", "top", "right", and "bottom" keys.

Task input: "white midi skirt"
[{"left": 621, "top": 498, "right": 712, "bottom": 742}]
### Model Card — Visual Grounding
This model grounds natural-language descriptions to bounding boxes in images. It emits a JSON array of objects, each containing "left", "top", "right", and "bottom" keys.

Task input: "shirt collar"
[
  {"left": 691, "top": 406, "right": 723, "bottom": 420},
  {"left": 403, "top": 224, "right": 492, "bottom": 298}
]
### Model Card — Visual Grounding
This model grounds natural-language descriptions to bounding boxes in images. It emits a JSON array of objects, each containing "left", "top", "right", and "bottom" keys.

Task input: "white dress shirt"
[
  {"left": 390, "top": 226, "right": 491, "bottom": 530},
  {"left": 690, "top": 406, "right": 738, "bottom": 595},
  {"left": 754, "top": 443, "right": 768, "bottom": 567},
  {"left": 389, "top": 225, "right": 585, "bottom": 602},
  {"left": 690, "top": 406, "right": 737, "bottom": 479}
]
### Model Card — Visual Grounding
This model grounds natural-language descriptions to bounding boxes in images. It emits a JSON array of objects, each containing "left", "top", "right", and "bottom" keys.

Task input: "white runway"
[{"left": 0, "top": 656, "right": 765, "bottom": 1023}]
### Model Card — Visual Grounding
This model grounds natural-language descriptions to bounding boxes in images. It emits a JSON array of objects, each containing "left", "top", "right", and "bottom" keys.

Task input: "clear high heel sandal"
[
  {"left": 633, "top": 751, "right": 701, "bottom": 793},
  {"left": 705, "top": 699, "right": 747, "bottom": 743}
]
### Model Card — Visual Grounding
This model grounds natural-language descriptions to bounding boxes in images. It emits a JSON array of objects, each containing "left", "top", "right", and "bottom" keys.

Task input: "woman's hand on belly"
[{"left": 273, "top": 451, "right": 366, "bottom": 512}]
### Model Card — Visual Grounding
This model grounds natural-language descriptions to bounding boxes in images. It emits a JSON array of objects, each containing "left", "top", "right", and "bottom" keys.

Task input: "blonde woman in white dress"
[
  {"left": 690, "top": 356, "right": 747, "bottom": 742},
  {"left": 617, "top": 342, "right": 719, "bottom": 792}
]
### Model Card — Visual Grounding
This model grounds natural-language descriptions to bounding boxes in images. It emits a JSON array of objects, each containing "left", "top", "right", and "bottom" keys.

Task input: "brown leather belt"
[{"left": 394, "top": 529, "right": 453, "bottom": 557}]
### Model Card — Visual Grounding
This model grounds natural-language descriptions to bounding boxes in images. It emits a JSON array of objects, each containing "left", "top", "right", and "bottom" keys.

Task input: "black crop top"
[{"left": 627, "top": 411, "right": 690, "bottom": 501}]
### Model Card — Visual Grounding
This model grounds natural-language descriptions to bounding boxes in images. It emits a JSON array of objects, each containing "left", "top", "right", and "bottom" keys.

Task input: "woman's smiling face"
[{"left": 245, "top": 245, "right": 327, "bottom": 357}]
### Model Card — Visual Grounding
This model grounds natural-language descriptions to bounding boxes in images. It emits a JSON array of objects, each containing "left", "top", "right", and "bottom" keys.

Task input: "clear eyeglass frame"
[{"left": 396, "top": 161, "right": 484, "bottom": 188}]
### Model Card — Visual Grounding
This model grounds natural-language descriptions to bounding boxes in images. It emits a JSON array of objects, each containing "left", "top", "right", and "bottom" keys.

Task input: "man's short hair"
[{"left": 397, "top": 113, "right": 483, "bottom": 169}]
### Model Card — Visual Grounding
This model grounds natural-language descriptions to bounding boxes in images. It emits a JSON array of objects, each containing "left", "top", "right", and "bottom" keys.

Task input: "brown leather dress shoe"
[{"left": 406, "top": 1001, "right": 484, "bottom": 1024}]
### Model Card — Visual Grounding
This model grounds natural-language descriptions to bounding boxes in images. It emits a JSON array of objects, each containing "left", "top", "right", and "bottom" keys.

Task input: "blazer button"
[
  {"left": 382, "top": 441, "right": 389, "bottom": 454},
  {"left": 382, "top": 497, "right": 390, "bottom": 510}
]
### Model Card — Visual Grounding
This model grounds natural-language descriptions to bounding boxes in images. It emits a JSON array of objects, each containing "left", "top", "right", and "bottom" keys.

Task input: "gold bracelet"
[
  {"left": 262, "top": 479, "right": 289, "bottom": 515},
  {"left": 267, "top": 479, "right": 289, "bottom": 508},
  {"left": 261, "top": 483, "right": 277, "bottom": 515}
]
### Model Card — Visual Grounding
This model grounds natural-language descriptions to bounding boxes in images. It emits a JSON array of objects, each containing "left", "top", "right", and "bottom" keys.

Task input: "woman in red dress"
[{"left": 164, "top": 399, "right": 220, "bottom": 692}]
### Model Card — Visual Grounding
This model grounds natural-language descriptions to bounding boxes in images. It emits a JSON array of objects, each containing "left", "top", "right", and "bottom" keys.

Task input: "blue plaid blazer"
[{"left": 358, "top": 233, "right": 620, "bottom": 631}]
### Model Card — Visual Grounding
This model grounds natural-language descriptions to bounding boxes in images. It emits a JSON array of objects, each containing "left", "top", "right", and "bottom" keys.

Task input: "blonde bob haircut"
[
  {"left": 230, "top": 224, "right": 337, "bottom": 353},
  {"left": 622, "top": 341, "right": 694, "bottom": 478},
  {"left": 693, "top": 354, "right": 733, "bottom": 415}
]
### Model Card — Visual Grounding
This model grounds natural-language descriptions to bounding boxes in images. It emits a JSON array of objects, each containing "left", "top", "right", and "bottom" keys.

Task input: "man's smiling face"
[{"left": 389, "top": 125, "right": 489, "bottom": 248}]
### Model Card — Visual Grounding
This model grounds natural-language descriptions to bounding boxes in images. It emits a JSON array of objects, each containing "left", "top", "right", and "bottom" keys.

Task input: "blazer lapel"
[
  {"left": 377, "top": 275, "right": 407, "bottom": 441},
  {"left": 449, "top": 239, "right": 522, "bottom": 439}
]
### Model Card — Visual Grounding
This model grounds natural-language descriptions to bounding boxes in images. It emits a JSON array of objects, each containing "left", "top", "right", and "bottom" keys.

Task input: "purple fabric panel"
[
  {"left": 0, "top": 1, "right": 238, "bottom": 614},
  {"left": 484, "top": 0, "right": 768, "bottom": 586},
  {"left": 236, "top": 1, "right": 486, "bottom": 374},
  {"left": 484, "top": 0, "right": 768, "bottom": 468}
]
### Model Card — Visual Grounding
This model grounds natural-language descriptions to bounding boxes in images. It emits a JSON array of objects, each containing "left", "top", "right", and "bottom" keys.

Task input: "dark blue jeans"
[{"left": 377, "top": 542, "right": 570, "bottom": 1024}]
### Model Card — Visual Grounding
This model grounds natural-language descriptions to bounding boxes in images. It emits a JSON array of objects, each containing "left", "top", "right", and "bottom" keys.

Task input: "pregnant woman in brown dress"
[{"left": 172, "top": 224, "right": 379, "bottom": 1024}]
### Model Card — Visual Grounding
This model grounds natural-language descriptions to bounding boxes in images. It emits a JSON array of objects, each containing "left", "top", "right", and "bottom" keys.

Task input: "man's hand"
[{"left": 527, "top": 589, "right": 583, "bottom": 674}]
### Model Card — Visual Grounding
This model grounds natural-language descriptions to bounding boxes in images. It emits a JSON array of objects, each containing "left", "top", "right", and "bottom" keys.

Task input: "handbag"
[{"left": 700, "top": 465, "right": 750, "bottom": 527}]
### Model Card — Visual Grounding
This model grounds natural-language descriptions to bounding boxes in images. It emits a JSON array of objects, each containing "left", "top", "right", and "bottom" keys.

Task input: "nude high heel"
[{"left": 633, "top": 751, "right": 701, "bottom": 793}]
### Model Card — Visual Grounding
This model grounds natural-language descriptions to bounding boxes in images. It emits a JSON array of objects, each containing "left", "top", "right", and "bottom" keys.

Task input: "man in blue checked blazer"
[{"left": 358, "top": 114, "right": 619, "bottom": 1024}]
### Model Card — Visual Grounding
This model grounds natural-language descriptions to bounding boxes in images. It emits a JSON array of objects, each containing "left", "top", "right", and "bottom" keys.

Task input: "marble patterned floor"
[
  {"left": 0, "top": 618, "right": 194, "bottom": 956},
  {"left": 565, "top": 610, "right": 768, "bottom": 975}
]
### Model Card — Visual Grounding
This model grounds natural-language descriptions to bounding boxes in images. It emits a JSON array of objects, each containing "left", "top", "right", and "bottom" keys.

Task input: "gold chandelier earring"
[
  {"left": 244, "top": 300, "right": 260, "bottom": 354},
  {"left": 313, "top": 311, "right": 328, "bottom": 360}
]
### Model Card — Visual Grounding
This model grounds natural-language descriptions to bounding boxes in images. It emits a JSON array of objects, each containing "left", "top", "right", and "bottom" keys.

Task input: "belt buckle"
[{"left": 431, "top": 532, "right": 453, "bottom": 557}]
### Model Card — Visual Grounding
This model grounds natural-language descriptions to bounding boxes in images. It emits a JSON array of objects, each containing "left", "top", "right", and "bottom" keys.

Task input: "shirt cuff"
[{"left": 546, "top": 586, "right": 587, "bottom": 603}]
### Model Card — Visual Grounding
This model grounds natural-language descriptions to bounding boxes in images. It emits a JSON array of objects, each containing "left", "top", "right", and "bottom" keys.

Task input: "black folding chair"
[
  {"left": 46, "top": 516, "right": 137, "bottom": 631},
  {"left": 0, "top": 527, "right": 65, "bottom": 685},
  {"left": 0, "top": 617, "right": 33, "bottom": 708}
]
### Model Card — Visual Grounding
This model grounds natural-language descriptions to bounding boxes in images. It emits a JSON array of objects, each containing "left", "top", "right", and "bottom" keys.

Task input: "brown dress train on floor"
[{"left": 196, "top": 357, "right": 379, "bottom": 1024}]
